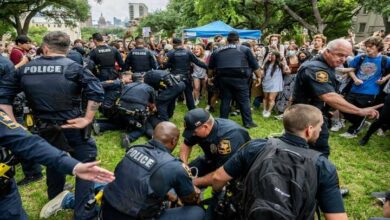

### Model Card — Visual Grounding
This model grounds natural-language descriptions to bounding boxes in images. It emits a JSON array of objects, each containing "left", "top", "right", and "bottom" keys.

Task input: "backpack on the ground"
[{"left": 241, "top": 138, "right": 321, "bottom": 220}]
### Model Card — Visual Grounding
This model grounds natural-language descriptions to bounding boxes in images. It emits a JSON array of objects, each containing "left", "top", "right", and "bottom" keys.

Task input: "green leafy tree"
[
  {"left": 28, "top": 26, "right": 48, "bottom": 44},
  {"left": 0, "top": 0, "right": 90, "bottom": 35}
]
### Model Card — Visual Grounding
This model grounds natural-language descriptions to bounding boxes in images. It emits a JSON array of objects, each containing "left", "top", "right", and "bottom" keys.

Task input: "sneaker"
[
  {"left": 63, "top": 183, "right": 73, "bottom": 191},
  {"left": 330, "top": 120, "right": 344, "bottom": 132},
  {"left": 377, "top": 128, "right": 385, "bottom": 136},
  {"left": 194, "top": 99, "right": 199, "bottom": 106},
  {"left": 340, "top": 188, "right": 349, "bottom": 197},
  {"left": 244, "top": 123, "right": 258, "bottom": 129},
  {"left": 40, "top": 190, "right": 70, "bottom": 219},
  {"left": 340, "top": 132, "right": 357, "bottom": 139},
  {"left": 17, "top": 174, "right": 43, "bottom": 186},
  {"left": 263, "top": 111, "right": 271, "bottom": 118},
  {"left": 205, "top": 105, "right": 210, "bottom": 111},
  {"left": 230, "top": 111, "right": 238, "bottom": 116},
  {"left": 121, "top": 133, "right": 130, "bottom": 148},
  {"left": 274, "top": 114, "right": 284, "bottom": 120}
]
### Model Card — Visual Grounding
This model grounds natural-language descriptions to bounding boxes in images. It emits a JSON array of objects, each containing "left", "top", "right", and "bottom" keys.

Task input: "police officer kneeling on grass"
[
  {"left": 212, "top": 104, "right": 348, "bottom": 220},
  {"left": 101, "top": 121, "right": 205, "bottom": 220},
  {"left": 0, "top": 110, "right": 115, "bottom": 220},
  {"left": 118, "top": 72, "right": 157, "bottom": 148},
  {"left": 144, "top": 70, "right": 186, "bottom": 121}
]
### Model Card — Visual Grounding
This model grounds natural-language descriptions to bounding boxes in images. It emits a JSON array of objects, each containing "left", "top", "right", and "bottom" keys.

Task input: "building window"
[
  {"left": 359, "top": 23, "right": 366, "bottom": 33},
  {"left": 129, "top": 5, "right": 134, "bottom": 20},
  {"left": 139, "top": 5, "right": 144, "bottom": 17}
]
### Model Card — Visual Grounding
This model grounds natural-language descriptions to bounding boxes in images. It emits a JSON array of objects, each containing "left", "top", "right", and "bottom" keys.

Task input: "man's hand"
[
  {"left": 376, "top": 78, "right": 387, "bottom": 85},
  {"left": 61, "top": 117, "right": 92, "bottom": 129},
  {"left": 358, "top": 104, "right": 383, "bottom": 119},
  {"left": 73, "top": 161, "right": 115, "bottom": 183},
  {"left": 354, "top": 79, "right": 363, "bottom": 85}
]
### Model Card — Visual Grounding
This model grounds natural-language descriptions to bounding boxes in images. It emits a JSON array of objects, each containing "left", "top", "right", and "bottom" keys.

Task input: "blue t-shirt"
[{"left": 348, "top": 54, "right": 390, "bottom": 95}]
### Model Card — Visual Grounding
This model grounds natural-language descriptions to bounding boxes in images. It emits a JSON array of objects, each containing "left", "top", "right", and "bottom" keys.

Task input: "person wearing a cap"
[
  {"left": 124, "top": 36, "right": 158, "bottom": 73},
  {"left": 117, "top": 72, "right": 157, "bottom": 148},
  {"left": 164, "top": 38, "right": 208, "bottom": 110},
  {"left": 180, "top": 108, "right": 251, "bottom": 218},
  {"left": 208, "top": 31, "right": 262, "bottom": 128}
]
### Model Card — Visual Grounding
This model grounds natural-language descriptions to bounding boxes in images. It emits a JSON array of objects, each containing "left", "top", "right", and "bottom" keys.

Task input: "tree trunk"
[
  {"left": 281, "top": 3, "right": 319, "bottom": 33},
  {"left": 383, "top": 15, "right": 390, "bottom": 35}
]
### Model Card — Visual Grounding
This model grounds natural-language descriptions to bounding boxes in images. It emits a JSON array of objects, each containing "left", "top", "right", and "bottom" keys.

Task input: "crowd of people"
[{"left": 0, "top": 27, "right": 389, "bottom": 220}]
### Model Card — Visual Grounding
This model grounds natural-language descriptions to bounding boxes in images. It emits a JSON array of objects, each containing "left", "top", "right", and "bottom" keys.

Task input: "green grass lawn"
[{"left": 17, "top": 102, "right": 389, "bottom": 220}]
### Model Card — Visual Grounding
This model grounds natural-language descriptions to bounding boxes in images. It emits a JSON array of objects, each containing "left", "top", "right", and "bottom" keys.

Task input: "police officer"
[
  {"left": 89, "top": 33, "right": 125, "bottom": 81},
  {"left": 118, "top": 72, "right": 156, "bottom": 148},
  {"left": 0, "top": 110, "right": 114, "bottom": 220},
  {"left": 144, "top": 69, "right": 186, "bottom": 121},
  {"left": 0, "top": 53, "right": 43, "bottom": 186},
  {"left": 124, "top": 36, "right": 158, "bottom": 73},
  {"left": 208, "top": 31, "right": 262, "bottom": 128},
  {"left": 91, "top": 73, "right": 133, "bottom": 135},
  {"left": 212, "top": 104, "right": 348, "bottom": 220},
  {"left": 165, "top": 38, "right": 208, "bottom": 110},
  {"left": 179, "top": 108, "right": 251, "bottom": 186},
  {"left": 292, "top": 39, "right": 380, "bottom": 157},
  {"left": 102, "top": 122, "right": 205, "bottom": 220},
  {"left": 0, "top": 31, "right": 105, "bottom": 220}
]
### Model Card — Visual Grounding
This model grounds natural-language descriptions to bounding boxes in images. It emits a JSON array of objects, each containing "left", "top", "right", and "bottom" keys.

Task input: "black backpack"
[{"left": 241, "top": 138, "right": 321, "bottom": 220}]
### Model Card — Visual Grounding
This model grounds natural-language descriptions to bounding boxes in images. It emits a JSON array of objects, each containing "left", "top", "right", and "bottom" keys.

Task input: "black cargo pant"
[{"left": 343, "top": 92, "right": 376, "bottom": 134}]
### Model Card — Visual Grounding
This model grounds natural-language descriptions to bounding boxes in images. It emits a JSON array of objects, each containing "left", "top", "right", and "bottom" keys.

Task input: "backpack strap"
[{"left": 381, "top": 55, "right": 388, "bottom": 76}]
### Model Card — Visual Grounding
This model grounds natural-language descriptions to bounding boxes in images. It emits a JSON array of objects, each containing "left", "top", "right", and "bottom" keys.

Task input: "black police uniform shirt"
[
  {"left": 184, "top": 118, "right": 251, "bottom": 167},
  {"left": 292, "top": 55, "right": 337, "bottom": 112},
  {"left": 0, "top": 110, "right": 78, "bottom": 175},
  {"left": 119, "top": 82, "right": 155, "bottom": 110},
  {"left": 101, "top": 79, "right": 123, "bottom": 108},
  {"left": 89, "top": 45, "right": 125, "bottom": 69},
  {"left": 208, "top": 44, "right": 260, "bottom": 78},
  {"left": 165, "top": 48, "right": 208, "bottom": 75},
  {"left": 0, "top": 56, "right": 104, "bottom": 121},
  {"left": 124, "top": 47, "right": 158, "bottom": 72},
  {"left": 223, "top": 133, "right": 345, "bottom": 213},
  {"left": 0, "top": 55, "right": 18, "bottom": 104}
]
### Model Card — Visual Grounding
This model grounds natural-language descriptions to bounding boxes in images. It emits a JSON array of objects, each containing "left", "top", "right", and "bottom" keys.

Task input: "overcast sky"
[{"left": 88, "top": 0, "right": 169, "bottom": 24}]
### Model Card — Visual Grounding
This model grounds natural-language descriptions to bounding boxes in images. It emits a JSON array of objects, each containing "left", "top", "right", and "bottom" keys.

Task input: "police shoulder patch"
[
  {"left": 315, "top": 71, "right": 329, "bottom": 83},
  {"left": 218, "top": 140, "right": 232, "bottom": 155},
  {"left": 181, "top": 163, "right": 193, "bottom": 178},
  {"left": 0, "top": 111, "right": 22, "bottom": 129}
]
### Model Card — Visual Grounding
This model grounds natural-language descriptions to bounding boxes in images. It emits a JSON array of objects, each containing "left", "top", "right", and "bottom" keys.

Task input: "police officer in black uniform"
[
  {"left": 124, "top": 36, "right": 158, "bottom": 73},
  {"left": 144, "top": 69, "right": 186, "bottom": 121},
  {"left": 165, "top": 38, "right": 208, "bottom": 110},
  {"left": 292, "top": 39, "right": 380, "bottom": 157},
  {"left": 208, "top": 31, "right": 262, "bottom": 128},
  {"left": 89, "top": 33, "right": 125, "bottom": 81},
  {"left": 102, "top": 122, "right": 204, "bottom": 220},
  {"left": 0, "top": 54, "right": 43, "bottom": 186},
  {"left": 179, "top": 108, "right": 251, "bottom": 219},
  {"left": 180, "top": 108, "right": 251, "bottom": 185},
  {"left": 212, "top": 104, "right": 348, "bottom": 219},
  {"left": 0, "top": 110, "right": 114, "bottom": 220},
  {"left": 118, "top": 73, "right": 156, "bottom": 148},
  {"left": 0, "top": 31, "right": 105, "bottom": 220}
]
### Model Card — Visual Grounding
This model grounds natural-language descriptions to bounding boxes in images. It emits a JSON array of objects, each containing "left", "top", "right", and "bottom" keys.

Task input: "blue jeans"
[{"left": 62, "top": 183, "right": 106, "bottom": 209}]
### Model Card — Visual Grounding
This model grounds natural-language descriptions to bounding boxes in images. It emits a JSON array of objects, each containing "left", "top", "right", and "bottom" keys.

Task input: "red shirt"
[{"left": 10, "top": 47, "right": 26, "bottom": 65}]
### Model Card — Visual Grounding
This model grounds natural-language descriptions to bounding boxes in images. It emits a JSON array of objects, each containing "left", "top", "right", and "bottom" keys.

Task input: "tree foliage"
[
  {"left": 28, "top": 26, "right": 48, "bottom": 45},
  {"left": 0, "top": 0, "right": 90, "bottom": 35},
  {"left": 81, "top": 27, "right": 126, "bottom": 41}
]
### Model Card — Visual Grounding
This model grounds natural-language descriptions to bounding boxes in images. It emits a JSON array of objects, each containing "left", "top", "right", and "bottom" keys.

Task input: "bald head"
[{"left": 153, "top": 122, "right": 180, "bottom": 151}]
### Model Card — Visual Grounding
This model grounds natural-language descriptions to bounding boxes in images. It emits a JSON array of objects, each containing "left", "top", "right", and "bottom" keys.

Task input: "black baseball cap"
[
  {"left": 172, "top": 38, "right": 182, "bottom": 45},
  {"left": 183, "top": 108, "right": 210, "bottom": 138}
]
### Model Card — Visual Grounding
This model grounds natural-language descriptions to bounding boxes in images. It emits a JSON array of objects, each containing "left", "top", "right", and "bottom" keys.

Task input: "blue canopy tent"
[{"left": 183, "top": 21, "right": 261, "bottom": 39}]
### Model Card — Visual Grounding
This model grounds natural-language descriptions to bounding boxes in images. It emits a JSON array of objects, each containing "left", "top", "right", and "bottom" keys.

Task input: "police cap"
[{"left": 183, "top": 108, "right": 210, "bottom": 137}]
